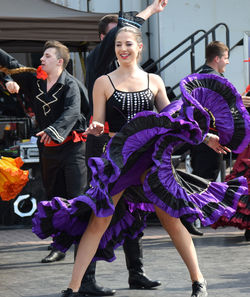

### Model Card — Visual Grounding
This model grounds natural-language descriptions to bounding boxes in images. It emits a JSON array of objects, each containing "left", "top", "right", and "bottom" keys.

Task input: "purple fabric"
[
  {"left": 126, "top": 200, "right": 155, "bottom": 213},
  {"left": 160, "top": 98, "right": 183, "bottom": 114},
  {"left": 32, "top": 73, "right": 250, "bottom": 261},
  {"left": 180, "top": 73, "right": 250, "bottom": 153},
  {"left": 190, "top": 88, "right": 234, "bottom": 145},
  {"left": 110, "top": 147, "right": 154, "bottom": 196}
]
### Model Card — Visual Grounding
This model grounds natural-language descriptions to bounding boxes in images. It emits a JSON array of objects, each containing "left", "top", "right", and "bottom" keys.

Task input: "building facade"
[{"left": 51, "top": 0, "right": 250, "bottom": 94}]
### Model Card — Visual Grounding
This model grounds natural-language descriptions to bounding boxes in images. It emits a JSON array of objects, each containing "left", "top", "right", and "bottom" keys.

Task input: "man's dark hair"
[
  {"left": 98, "top": 14, "right": 118, "bottom": 37},
  {"left": 43, "top": 40, "right": 70, "bottom": 69},
  {"left": 206, "top": 41, "right": 229, "bottom": 63}
]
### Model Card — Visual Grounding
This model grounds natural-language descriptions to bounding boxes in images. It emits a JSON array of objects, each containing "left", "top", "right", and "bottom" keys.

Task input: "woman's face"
[{"left": 115, "top": 31, "right": 142, "bottom": 65}]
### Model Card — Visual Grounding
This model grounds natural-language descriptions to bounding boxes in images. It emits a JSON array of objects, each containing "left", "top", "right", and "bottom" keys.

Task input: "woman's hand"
[
  {"left": 83, "top": 121, "right": 104, "bottom": 136},
  {"left": 242, "top": 96, "right": 250, "bottom": 108},
  {"left": 5, "top": 81, "right": 20, "bottom": 94},
  {"left": 204, "top": 133, "right": 231, "bottom": 154}
]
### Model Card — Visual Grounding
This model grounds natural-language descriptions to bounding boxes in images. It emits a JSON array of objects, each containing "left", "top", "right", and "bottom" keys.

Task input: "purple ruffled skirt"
[{"left": 32, "top": 74, "right": 250, "bottom": 262}]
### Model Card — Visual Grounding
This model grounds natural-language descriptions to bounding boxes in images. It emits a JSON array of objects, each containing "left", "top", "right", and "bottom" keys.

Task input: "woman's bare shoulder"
[
  {"left": 93, "top": 74, "right": 115, "bottom": 99},
  {"left": 93, "top": 75, "right": 113, "bottom": 92},
  {"left": 95, "top": 74, "right": 110, "bottom": 85},
  {"left": 148, "top": 73, "right": 164, "bottom": 84}
]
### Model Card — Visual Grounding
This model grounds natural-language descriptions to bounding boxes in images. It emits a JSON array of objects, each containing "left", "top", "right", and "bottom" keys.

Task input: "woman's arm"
[
  {"left": 84, "top": 76, "right": 108, "bottom": 136},
  {"left": 151, "top": 74, "right": 170, "bottom": 112},
  {"left": 203, "top": 133, "right": 231, "bottom": 154}
]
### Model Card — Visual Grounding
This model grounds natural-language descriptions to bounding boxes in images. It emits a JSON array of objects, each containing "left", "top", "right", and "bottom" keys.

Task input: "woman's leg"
[
  {"left": 140, "top": 169, "right": 204, "bottom": 282},
  {"left": 154, "top": 206, "right": 204, "bottom": 283},
  {"left": 68, "top": 191, "right": 124, "bottom": 292}
]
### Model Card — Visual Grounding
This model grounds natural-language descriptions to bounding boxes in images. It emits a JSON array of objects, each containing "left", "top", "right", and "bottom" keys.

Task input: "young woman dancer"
[
  {"left": 33, "top": 26, "right": 249, "bottom": 297},
  {"left": 66, "top": 25, "right": 207, "bottom": 297}
]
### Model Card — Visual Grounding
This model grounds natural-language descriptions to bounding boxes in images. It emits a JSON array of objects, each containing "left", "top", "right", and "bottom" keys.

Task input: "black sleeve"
[
  {"left": 44, "top": 80, "right": 82, "bottom": 143},
  {"left": 0, "top": 48, "right": 35, "bottom": 93},
  {"left": 66, "top": 71, "right": 90, "bottom": 122},
  {"left": 0, "top": 73, "right": 12, "bottom": 83},
  {"left": 0, "top": 48, "right": 22, "bottom": 69}
]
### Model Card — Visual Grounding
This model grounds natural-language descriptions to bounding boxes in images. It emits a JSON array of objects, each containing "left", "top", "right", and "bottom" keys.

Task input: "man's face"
[
  {"left": 100, "top": 22, "right": 117, "bottom": 41},
  {"left": 40, "top": 47, "right": 62, "bottom": 74},
  {"left": 217, "top": 51, "right": 229, "bottom": 73}
]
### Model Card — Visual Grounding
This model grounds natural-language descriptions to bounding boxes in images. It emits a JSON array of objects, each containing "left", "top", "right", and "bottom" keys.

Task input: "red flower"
[
  {"left": 245, "top": 85, "right": 250, "bottom": 94},
  {"left": 36, "top": 65, "right": 48, "bottom": 80}
]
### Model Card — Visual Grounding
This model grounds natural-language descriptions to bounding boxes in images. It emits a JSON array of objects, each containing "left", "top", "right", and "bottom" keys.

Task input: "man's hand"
[
  {"left": 204, "top": 133, "right": 231, "bottom": 154},
  {"left": 36, "top": 131, "right": 52, "bottom": 144},
  {"left": 83, "top": 121, "right": 104, "bottom": 136},
  {"left": 151, "top": 0, "right": 168, "bottom": 13},
  {"left": 5, "top": 81, "right": 20, "bottom": 94}
]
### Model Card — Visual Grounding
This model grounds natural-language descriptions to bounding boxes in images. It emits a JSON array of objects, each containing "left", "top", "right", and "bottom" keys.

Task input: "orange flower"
[{"left": 0, "top": 157, "right": 29, "bottom": 201}]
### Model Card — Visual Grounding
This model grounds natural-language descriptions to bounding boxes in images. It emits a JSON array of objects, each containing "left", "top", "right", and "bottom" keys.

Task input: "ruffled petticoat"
[
  {"left": 0, "top": 156, "right": 29, "bottom": 201},
  {"left": 32, "top": 73, "right": 250, "bottom": 262},
  {"left": 212, "top": 144, "right": 250, "bottom": 230}
]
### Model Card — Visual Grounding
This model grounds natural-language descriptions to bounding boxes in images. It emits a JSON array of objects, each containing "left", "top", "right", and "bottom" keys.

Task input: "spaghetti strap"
[
  {"left": 106, "top": 75, "right": 116, "bottom": 91},
  {"left": 147, "top": 73, "right": 150, "bottom": 89}
]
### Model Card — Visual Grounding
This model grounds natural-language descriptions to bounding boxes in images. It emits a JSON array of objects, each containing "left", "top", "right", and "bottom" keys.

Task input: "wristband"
[{"left": 203, "top": 134, "right": 210, "bottom": 145}]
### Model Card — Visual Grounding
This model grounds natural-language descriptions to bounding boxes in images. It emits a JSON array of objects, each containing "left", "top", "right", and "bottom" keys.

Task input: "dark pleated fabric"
[
  {"left": 180, "top": 73, "right": 250, "bottom": 153},
  {"left": 212, "top": 145, "right": 250, "bottom": 230},
  {"left": 32, "top": 74, "right": 249, "bottom": 262}
]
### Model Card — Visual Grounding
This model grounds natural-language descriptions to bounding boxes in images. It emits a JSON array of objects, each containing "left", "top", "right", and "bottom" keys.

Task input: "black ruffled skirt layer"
[{"left": 32, "top": 74, "right": 250, "bottom": 262}]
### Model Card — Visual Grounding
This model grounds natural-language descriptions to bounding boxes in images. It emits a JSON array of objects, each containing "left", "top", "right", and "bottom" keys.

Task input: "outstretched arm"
[
  {"left": 0, "top": 49, "right": 21, "bottom": 93},
  {"left": 137, "top": 0, "right": 168, "bottom": 20},
  {"left": 0, "top": 48, "right": 22, "bottom": 69},
  {"left": 0, "top": 48, "right": 35, "bottom": 94},
  {"left": 86, "top": 0, "right": 169, "bottom": 108}
]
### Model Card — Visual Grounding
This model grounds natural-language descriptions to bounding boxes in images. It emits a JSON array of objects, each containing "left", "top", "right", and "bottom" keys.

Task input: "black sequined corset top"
[{"left": 106, "top": 74, "right": 154, "bottom": 132}]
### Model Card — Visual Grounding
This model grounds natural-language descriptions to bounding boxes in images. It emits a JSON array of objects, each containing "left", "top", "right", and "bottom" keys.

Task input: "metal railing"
[{"left": 144, "top": 23, "right": 230, "bottom": 98}]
